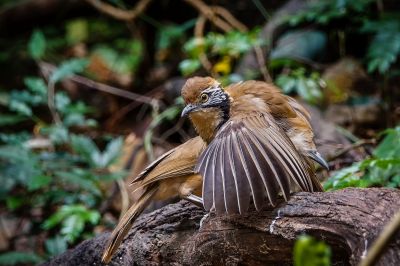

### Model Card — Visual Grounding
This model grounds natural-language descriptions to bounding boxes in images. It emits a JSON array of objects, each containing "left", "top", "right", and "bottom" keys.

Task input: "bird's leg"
[{"left": 183, "top": 193, "right": 203, "bottom": 208}]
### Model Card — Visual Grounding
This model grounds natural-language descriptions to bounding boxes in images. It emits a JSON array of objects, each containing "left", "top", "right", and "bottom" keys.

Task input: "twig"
[
  {"left": 327, "top": 139, "right": 376, "bottom": 162},
  {"left": 47, "top": 80, "right": 62, "bottom": 125},
  {"left": 212, "top": 6, "right": 247, "bottom": 32},
  {"left": 84, "top": 0, "right": 152, "bottom": 21},
  {"left": 194, "top": 15, "right": 213, "bottom": 72},
  {"left": 184, "top": 0, "right": 233, "bottom": 32},
  {"left": 159, "top": 117, "right": 189, "bottom": 141},
  {"left": 39, "top": 62, "right": 162, "bottom": 110},
  {"left": 359, "top": 211, "right": 400, "bottom": 266},
  {"left": 254, "top": 45, "right": 272, "bottom": 82}
]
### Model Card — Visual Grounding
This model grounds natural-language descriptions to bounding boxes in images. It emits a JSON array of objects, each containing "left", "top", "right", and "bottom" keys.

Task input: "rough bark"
[{"left": 43, "top": 188, "right": 400, "bottom": 266}]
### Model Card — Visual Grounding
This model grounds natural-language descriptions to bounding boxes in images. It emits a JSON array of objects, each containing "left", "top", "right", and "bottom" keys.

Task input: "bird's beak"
[{"left": 181, "top": 104, "right": 199, "bottom": 117}]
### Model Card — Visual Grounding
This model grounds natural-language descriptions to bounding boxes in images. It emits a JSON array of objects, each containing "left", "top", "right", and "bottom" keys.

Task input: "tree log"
[{"left": 42, "top": 188, "right": 400, "bottom": 265}]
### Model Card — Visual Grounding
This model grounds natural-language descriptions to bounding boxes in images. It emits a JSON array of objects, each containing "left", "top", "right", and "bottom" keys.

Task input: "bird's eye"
[{"left": 200, "top": 93, "right": 209, "bottom": 103}]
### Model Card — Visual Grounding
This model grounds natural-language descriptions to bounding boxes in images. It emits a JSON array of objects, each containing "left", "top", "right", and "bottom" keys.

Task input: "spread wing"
[
  {"left": 195, "top": 113, "right": 314, "bottom": 214},
  {"left": 132, "top": 136, "right": 206, "bottom": 188}
]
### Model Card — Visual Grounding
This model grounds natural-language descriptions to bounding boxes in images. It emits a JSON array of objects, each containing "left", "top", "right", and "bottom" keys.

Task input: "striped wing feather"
[
  {"left": 196, "top": 113, "right": 313, "bottom": 214},
  {"left": 132, "top": 136, "right": 206, "bottom": 188}
]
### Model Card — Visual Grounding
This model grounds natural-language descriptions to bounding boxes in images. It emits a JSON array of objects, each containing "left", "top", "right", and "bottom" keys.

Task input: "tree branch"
[{"left": 84, "top": 0, "right": 152, "bottom": 21}]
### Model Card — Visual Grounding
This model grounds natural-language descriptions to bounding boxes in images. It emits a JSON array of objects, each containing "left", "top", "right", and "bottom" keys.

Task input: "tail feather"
[{"left": 102, "top": 185, "right": 158, "bottom": 263}]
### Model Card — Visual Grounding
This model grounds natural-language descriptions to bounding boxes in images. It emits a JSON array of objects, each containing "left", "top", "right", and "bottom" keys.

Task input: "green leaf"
[
  {"left": 28, "top": 175, "right": 51, "bottom": 191},
  {"left": 0, "top": 114, "right": 27, "bottom": 126},
  {"left": 0, "top": 252, "right": 43, "bottom": 265},
  {"left": 363, "top": 19, "right": 400, "bottom": 74},
  {"left": 24, "top": 77, "right": 47, "bottom": 96},
  {"left": 324, "top": 162, "right": 364, "bottom": 190},
  {"left": 57, "top": 170, "right": 102, "bottom": 196},
  {"left": 374, "top": 127, "right": 400, "bottom": 158},
  {"left": 179, "top": 59, "right": 201, "bottom": 76},
  {"left": 28, "top": 30, "right": 46, "bottom": 60},
  {"left": 43, "top": 205, "right": 100, "bottom": 242},
  {"left": 156, "top": 19, "right": 195, "bottom": 50},
  {"left": 101, "top": 137, "right": 123, "bottom": 167},
  {"left": 294, "top": 235, "right": 331, "bottom": 266},
  {"left": 5, "top": 196, "right": 24, "bottom": 210},
  {"left": 9, "top": 100, "right": 32, "bottom": 116},
  {"left": 70, "top": 134, "right": 100, "bottom": 166},
  {"left": 41, "top": 125, "right": 69, "bottom": 144},
  {"left": 50, "top": 58, "right": 88, "bottom": 83}
]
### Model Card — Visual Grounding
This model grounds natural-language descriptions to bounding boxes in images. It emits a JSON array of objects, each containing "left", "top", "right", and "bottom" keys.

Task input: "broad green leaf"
[
  {"left": 28, "top": 30, "right": 46, "bottom": 60},
  {"left": 374, "top": 127, "right": 400, "bottom": 158}
]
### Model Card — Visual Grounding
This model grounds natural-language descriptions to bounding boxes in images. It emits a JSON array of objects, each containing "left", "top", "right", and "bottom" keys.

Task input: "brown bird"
[
  {"left": 101, "top": 76, "right": 328, "bottom": 263},
  {"left": 181, "top": 77, "right": 327, "bottom": 213}
]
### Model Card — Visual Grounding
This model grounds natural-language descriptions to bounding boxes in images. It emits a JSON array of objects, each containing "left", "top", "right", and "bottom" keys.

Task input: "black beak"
[
  {"left": 307, "top": 150, "right": 330, "bottom": 170},
  {"left": 181, "top": 104, "right": 198, "bottom": 117}
]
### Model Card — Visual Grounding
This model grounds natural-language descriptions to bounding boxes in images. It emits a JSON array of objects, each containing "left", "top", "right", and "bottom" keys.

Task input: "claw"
[{"left": 307, "top": 150, "right": 329, "bottom": 170}]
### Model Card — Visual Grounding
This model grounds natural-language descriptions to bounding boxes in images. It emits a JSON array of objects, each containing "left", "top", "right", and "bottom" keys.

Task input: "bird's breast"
[{"left": 189, "top": 108, "right": 224, "bottom": 143}]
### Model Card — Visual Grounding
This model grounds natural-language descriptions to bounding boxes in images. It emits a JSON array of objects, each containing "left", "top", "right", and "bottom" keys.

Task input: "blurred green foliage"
[
  {"left": 0, "top": 252, "right": 44, "bottom": 266},
  {"left": 325, "top": 127, "right": 400, "bottom": 190},
  {"left": 361, "top": 18, "right": 400, "bottom": 73},
  {"left": 179, "top": 29, "right": 263, "bottom": 76},
  {"left": 0, "top": 30, "right": 125, "bottom": 261},
  {"left": 288, "top": 0, "right": 374, "bottom": 26},
  {"left": 294, "top": 235, "right": 331, "bottom": 266},
  {"left": 276, "top": 68, "right": 324, "bottom": 105}
]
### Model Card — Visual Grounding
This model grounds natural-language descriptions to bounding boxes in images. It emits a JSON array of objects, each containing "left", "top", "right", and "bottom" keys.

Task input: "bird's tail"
[{"left": 102, "top": 185, "right": 158, "bottom": 263}]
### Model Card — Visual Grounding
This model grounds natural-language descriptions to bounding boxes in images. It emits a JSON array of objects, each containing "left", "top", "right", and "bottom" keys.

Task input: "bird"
[
  {"left": 101, "top": 76, "right": 328, "bottom": 263},
  {"left": 180, "top": 76, "right": 328, "bottom": 214}
]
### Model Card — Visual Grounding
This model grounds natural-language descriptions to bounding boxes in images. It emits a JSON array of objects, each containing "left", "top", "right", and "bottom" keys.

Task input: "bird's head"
[
  {"left": 181, "top": 76, "right": 230, "bottom": 142},
  {"left": 181, "top": 76, "right": 229, "bottom": 117}
]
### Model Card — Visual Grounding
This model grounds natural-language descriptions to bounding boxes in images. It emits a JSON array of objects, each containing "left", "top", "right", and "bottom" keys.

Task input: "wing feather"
[
  {"left": 236, "top": 130, "right": 266, "bottom": 211},
  {"left": 224, "top": 134, "right": 240, "bottom": 213},
  {"left": 199, "top": 140, "right": 218, "bottom": 211},
  {"left": 196, "top": 113, "right": 315, "bottom": 214}
]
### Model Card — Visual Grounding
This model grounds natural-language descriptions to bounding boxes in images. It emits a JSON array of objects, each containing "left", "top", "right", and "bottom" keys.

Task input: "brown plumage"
[
  {"left": 102, "top": 77, "right": 327, "bottom": 263},
  {"left": 181, "top": 77, "right": 326, "bottom": 214},
  {"left": 101, "top": 136, "right": 206, "bottom": 263}
]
